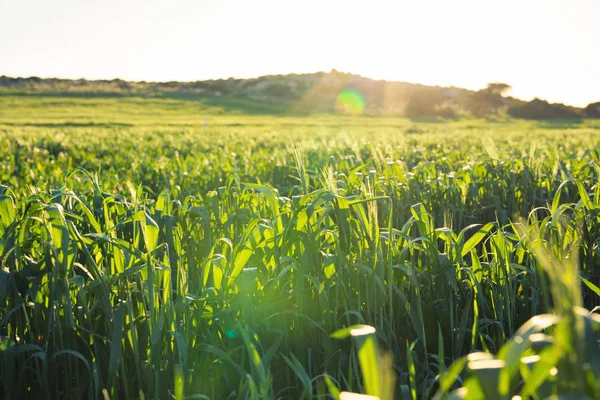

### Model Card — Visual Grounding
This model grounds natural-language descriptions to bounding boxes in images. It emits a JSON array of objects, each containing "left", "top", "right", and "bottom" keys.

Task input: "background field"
[
  {"left": 1, "top": 95, "right": 596, "bottom": 196},
  {"left": 1, "top": 96, "right": 600, "bottom": 399}
]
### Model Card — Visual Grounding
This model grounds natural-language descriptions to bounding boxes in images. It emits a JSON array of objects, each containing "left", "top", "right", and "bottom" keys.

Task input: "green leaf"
[
  {"left": 581, "top": 276, "right": 600, "bottom": 298},
  {"left": 461, "top": 222, "right": 494, "bottom": 257},
  {"left": 358, "top": 335, "right": 380, "bottom": 397}
]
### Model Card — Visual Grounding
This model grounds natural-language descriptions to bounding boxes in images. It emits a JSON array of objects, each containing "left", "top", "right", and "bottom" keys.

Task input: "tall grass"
[{"left": 1, "top": 102, "right": 599, "bottom": 398}]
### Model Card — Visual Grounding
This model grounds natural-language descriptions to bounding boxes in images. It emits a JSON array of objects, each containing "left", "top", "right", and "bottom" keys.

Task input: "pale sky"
[{"left": 1, "top": 0, "right": 598, "bottom": 106}]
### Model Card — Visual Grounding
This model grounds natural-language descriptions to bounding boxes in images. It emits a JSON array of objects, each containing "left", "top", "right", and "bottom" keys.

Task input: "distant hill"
[{"left": 0, "top": 71, "right": 592, "bottom": 119}]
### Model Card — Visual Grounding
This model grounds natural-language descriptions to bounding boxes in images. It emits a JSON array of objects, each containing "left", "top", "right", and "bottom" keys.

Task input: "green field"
[{"left": 1, "top": 96, "right": 600, "bottom": 399}]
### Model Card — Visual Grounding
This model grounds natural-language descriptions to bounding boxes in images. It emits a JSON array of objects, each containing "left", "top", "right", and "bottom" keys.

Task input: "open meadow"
[{"left": 1, "top": 95, "right": 600, "bottom": 399}]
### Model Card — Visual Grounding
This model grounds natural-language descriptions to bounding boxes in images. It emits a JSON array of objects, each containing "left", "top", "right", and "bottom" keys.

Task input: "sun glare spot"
[
  {"left": 225, "top": 329, "right": 237, "bottom": 339},
  {"left": 349, "top": 325, "right": 376, "bottom": 336},
  {"left": 336, "top": 89, "right": 365, "bottom": 115}
]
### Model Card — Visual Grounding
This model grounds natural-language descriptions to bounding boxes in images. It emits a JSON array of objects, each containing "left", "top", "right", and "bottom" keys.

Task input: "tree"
[
  {"left": 468, "top": 82, "right": 512, "bottom": 115},
  {"left": 484, "top": 82, "right": 512, "bottom": 96},
  {"left": 583, "top": 102, "right": 600, "bottom": 118},
  {"left": 507, "top": 98, "right": 581, "bottom": 119},
  {"left": 404, "top": 87, "right": 445, "bottom": 117}
]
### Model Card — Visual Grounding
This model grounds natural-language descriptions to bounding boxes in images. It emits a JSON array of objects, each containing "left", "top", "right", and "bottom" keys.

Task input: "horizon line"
[{"left": 0, "top": 70, "right": 590, "bottom": 108}]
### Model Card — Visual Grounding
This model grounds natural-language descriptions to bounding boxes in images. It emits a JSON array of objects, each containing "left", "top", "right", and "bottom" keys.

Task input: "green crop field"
[{"left": 1, "top": 95, "right": 600, "bottom": 399}]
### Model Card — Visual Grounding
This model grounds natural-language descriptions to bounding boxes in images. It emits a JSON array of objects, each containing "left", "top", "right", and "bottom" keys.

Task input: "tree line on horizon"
[{"left": 1, "top": 71, "right": 599, "bottom": 119}]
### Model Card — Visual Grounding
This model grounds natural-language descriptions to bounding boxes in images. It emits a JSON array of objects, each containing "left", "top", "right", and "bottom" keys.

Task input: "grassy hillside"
[
  {"left": 4, "top": 71, "right": 591, "bottom": 119},
  {"left": 1, "top": 71, "right": 527, "bottom": 117}
]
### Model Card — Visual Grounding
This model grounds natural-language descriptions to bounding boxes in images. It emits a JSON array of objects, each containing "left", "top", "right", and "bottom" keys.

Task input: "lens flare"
[{"left": 335, "top": 89, "right": 365, "bottom": 115}]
